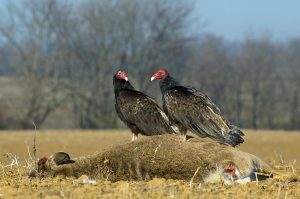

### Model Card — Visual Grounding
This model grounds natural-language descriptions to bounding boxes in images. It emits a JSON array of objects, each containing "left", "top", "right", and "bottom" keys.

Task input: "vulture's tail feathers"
[{"left": 225, "top": 126, "right": 244, "bottom": 147}]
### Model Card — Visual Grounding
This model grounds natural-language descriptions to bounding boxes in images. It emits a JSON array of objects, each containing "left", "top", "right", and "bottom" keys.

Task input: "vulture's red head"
[
  {"left": 115, "top": 70, "right": 128, "bottom": 81},
  {"left": 151, "top": 69, "right": 169, "bottom": 81}
]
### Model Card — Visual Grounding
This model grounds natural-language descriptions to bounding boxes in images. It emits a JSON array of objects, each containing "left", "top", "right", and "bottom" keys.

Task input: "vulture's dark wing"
[
  {"left": 164, "top": 87, "right": 244, "bottom": 146},
  {"left": 176, "top": 86, "right": 221, "bottom": 114},
  {"left": 117, "top": 90, "right": 179, "bottom": 136}
]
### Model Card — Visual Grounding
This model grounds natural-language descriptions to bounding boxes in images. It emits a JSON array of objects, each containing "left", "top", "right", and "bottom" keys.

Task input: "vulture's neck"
[
  {"left": 113, "top": 78, "right": 135, "bottom": 96},
  {"left": 159, "top": 76, "right": 180, "bottom": 93}
]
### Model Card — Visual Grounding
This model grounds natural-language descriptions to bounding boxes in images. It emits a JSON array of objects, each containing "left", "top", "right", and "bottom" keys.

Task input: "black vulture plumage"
[
  {"left": 151, "top": 69, "right": 244, "bottom": 146},
  {"left": 113, "top": 70, "right": 179, "bottom": 141}
]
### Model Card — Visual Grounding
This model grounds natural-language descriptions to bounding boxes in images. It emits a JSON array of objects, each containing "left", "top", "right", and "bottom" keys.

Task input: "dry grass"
[{"left": 0, "top": 129, "right": 299, "bottom": 198}]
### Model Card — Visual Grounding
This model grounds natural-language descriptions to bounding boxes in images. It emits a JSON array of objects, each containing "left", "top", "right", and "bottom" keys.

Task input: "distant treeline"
[{"left": 0, "top": 0, "right": 299, "bottom": 130}]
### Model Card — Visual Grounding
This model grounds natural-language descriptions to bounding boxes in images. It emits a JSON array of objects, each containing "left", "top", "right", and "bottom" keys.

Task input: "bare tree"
[
  {"left": 286, "top": 38, "right": 300, "bottom": 129},
  {"left": 0, "top": 0, "right": 299, "bottom": 130},
  {"left": 63, "top": 0, "right": 196, "bottom": 128},
  {"left": 0, "top": 0, "right": 73, "bottom": 128}
]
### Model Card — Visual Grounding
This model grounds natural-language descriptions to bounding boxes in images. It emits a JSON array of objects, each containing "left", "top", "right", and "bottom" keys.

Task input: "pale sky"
[
  {"left": 196, "top": 0, "right": 300, "bottom": 41},
  {"left": 0, "top": 0, "right": 299, "bottom": 42}
]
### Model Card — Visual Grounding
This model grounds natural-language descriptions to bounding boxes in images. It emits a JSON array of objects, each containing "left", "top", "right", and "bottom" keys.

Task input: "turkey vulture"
[
  {"left": 113, "top": 70, "right": 179, "bottom": 141},
  {"left": 151, "top": 69, "right": 244, "bottom": 146}
]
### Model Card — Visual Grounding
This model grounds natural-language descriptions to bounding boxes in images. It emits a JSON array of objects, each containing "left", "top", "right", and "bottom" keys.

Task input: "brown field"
[{"left": 0, "top": 130, "right": 300, "bottom": 198}]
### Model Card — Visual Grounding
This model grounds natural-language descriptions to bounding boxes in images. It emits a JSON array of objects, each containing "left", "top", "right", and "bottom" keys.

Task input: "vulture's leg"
[
  {"left": 176, "top": 126, "right": 187, "bottom": 141},
  {"left": 178, "top": 125, "right": 187, "bottom": 142},
  {"left": 175, "top": 132, "right": 187, "bottom": 141},
  {"left": 181, "top": 128, "right": 188, "bottom": 141},
  {"left": 131, "top": 133, "right": 138, "bottom": 141}
]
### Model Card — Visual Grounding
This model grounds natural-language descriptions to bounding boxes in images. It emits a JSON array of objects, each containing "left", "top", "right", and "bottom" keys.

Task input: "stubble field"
[{"left": 0, "top": 130, "right": 299, "bottom": 198}]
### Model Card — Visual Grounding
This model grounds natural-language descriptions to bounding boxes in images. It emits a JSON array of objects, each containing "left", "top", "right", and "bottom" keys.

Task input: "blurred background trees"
[{"left": 0, "top": 0, "right": 299, "bottom": 130}]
